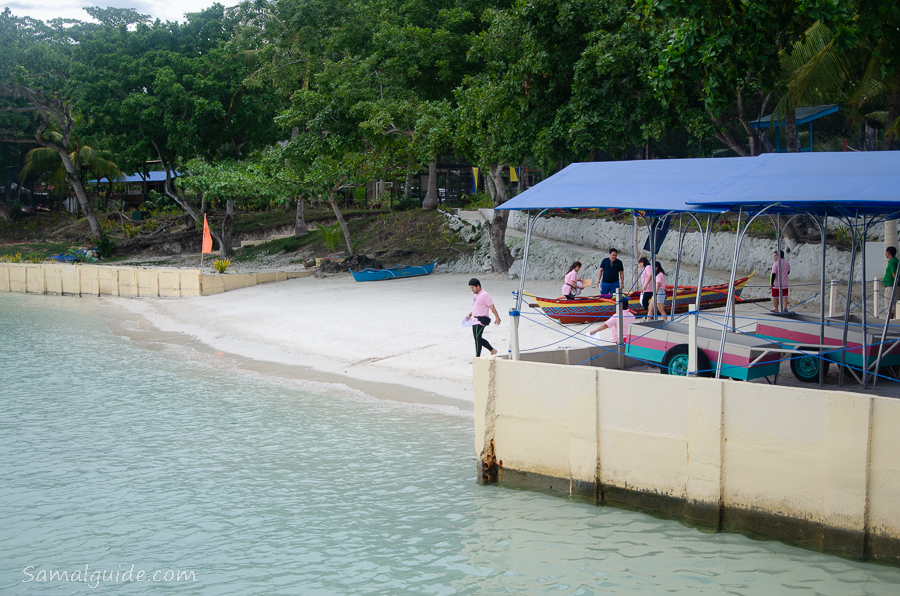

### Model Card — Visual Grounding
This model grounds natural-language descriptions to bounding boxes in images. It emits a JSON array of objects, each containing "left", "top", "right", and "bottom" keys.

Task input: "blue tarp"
[
  {"left": 495, "top": 158, "right": 746, "bottom": 215},
  {"left": 687, "top": 152, "right": 900, "bottom": 217}
]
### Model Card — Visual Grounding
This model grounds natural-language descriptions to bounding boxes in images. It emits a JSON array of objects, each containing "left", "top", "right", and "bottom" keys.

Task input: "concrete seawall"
[
  {"left": 474, "top": 357, "right": 900, "bottom": 565},
  {"left": 0, "top": 262, "right": 312, "bottom": 297}
]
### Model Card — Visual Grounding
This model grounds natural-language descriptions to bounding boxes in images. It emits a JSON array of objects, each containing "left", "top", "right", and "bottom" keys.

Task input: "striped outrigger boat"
[{"left": 527, "top": 274, "right": 754, "bottom": 324}]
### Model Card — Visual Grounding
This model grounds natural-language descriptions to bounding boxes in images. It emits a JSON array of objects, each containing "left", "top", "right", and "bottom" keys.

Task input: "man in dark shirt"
[{"left": 597, "top": 248, "right": 625, "bottom": 295}]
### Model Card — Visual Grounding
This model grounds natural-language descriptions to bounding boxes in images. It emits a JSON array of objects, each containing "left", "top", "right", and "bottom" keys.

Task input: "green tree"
[
  {"left": 0, "top": 10, "right": 104, "bottom": 235},
  {"left": 638, "top": 0, "right": 845, "bottom": 155},
  {"left": 71, "top": 4, "right": 282, "bottom": 250}
]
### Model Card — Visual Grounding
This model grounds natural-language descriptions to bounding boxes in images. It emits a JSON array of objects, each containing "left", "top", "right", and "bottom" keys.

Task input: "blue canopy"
[
  {"left": 496, "top": 158, "right": 747, "bottom": 216},
  {"left": 687, "top": 152, "right": 900, "bottom": 217}
]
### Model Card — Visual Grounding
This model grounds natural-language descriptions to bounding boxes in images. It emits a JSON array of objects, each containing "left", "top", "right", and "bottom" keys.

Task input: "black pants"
[
  {"left": 640, "top": 292, "right": 653, "bottom": 310},
  {"left": 473, "top": 316, "right": 494, "bottom": 356}
]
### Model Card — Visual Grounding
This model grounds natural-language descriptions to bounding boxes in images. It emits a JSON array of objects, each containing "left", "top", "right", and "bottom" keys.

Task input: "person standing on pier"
[
  {"left": 883, "top": 246, "right": 899, "bottom": 316},
  {"left": 771, "top": 250, "right": 790, "bottom": 312},
  {"left": 597, "top": 248, "right": 624, "bottom": 295},
  {"left": 466, "top": 278, "right": 501, "bottom": 357}
]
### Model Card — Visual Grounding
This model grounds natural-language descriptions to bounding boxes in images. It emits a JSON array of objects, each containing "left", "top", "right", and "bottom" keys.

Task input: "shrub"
[
  {"left": 212, "top": 259, "right": 231, "bottom": 274},
  {"left": 93, "top": 235, "right": 115, "bottom": 259},
  {"left": 318, "top": 222, "right": 343, "bottom": 253}
]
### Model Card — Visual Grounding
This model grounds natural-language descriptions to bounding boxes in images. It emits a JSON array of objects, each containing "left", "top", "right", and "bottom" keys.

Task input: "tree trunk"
[
  {"left": 483, "top": 163, "right": 514, "bottom": 272},
  {"left": 883, "top": 91, "right": 900, "bottom": 151},
  {"left": 735, "top": 87, "right": 760, "bottom": 156},
  {"left": 294, "top": 194, "right": 308, "bottom": 238},
  {"left": 56, "top": 148, "right": 102, "bottom": 237},
  {"left": 422, "top": 161, "right": 438, "bottom": 210},
  {"left": 708, "top": 110, "right": 750, "bottom": 156},
  {"left": 200, "top": 192, "right": 207, "bottom": 216},
  {"left": 0, "top": 198, "right": 12, "bottom": 223},
  {"left": 329, "top": 191, "right": 354, "bottom": 255},
  {"left": 218, "top": 199, "right": 234, "bottom": 258},
  {"left": 864, "top": 122, "right": 877, "bottom": 151},
  {"left": 784, "top": 108, "right": 802, "bottom": 153},
  {"left": 403, "top": 171, "right": 412, "bottom": 203}
]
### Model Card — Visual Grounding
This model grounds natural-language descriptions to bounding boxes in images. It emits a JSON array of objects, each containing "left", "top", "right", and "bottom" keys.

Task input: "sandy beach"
[{"left": 108, "top": 273, "right": 607, "bottom": 405}]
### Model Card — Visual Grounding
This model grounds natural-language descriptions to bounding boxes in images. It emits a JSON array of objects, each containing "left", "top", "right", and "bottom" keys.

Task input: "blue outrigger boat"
[{"left": 351, "top": 260, "right": 437, "bottom": 282}]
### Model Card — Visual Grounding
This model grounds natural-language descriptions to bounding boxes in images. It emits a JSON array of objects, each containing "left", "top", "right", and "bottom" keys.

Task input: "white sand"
[{"left": 108, "top": 273, "right": 617, "bottom": 404}]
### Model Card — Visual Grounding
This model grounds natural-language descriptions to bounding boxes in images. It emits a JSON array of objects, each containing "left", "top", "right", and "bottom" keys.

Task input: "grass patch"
[{"left": 0, "top": 242, "right": 73, "bottom": 259}]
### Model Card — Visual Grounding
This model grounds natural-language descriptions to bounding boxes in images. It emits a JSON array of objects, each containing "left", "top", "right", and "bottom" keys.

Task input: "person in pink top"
[
  {"left": 771, "top": 250, "right": 790, "bottom": 312},
  {"left": 638, "top": 257, "right": 653, "bottom": 310},
  {"left": 589, "top": 296, "right": 636, "bottom": 343},
  {"left": 650, "top": 261, "right": 668, "bottom": 319},
  {"left": 562, "top": 261, "right": 583, "bottom": 299},
  {"left": 465, "top": 278, "right": 501, "bottom": 357}
]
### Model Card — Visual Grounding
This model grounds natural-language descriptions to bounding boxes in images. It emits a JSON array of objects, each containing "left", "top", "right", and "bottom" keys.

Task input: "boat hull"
[
  {"left": 529, "top": 275, "right": 753, "bottom": 324},
  {"left": 351, "top": 260, "right": 437, "bottom": 282}
]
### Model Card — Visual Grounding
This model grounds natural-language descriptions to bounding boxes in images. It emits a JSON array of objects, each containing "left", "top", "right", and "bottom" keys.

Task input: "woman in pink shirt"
[
  {"left": 771, "top": 250, "right": 790, "bottom": 312},
  {"left": 650, "top": 261, "right": 668, "bottom": 319},
  {"left": 638, "top": 257, "right": 653, "bottom": 310},
  {"left": 465, "top": 278, "right": 501, "bottom": 357},
  {"left": 562, "top": 261, "right": 583, "bottom": 299}
]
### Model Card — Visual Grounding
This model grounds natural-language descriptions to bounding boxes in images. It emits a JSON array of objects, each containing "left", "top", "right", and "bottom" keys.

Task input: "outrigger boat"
[
  {"left": 350, "top": 260, "right": 436, "bottom": 282},
  {"left": 526, "top": 274, "right": 754, "bottom": 324}
]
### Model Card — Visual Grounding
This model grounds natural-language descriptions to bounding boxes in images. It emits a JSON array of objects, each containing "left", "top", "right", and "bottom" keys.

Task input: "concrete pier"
[{"left": 474, "top": 357, "right": 900, "bottom": 565}]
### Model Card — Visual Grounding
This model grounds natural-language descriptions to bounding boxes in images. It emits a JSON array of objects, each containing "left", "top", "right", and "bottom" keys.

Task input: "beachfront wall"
[
  {"left": 474, "top": 358, "right": 900, "bottom": 565},
  {"left": 0, "top": 262, "right": 312, "bottom": 297}
]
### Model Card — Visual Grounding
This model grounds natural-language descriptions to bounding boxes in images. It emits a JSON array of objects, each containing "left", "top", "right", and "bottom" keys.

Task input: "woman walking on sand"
[{"left": 465, "top": 278, "right": 501, "bottom": 357}]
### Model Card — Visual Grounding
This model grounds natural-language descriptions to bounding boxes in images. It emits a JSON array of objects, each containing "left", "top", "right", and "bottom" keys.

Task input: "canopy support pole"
[
  {"left": 838, "top": 221, "right": 858, "bottom": 387},
  {"left": 510, "top": 209, "right": 545, "bottom": 361},
  {"left": 817, "top": 215, "right": 828, "bottom": 387},
  {"left": 775, "top": 214, "right": 784, "bottom": 312},
  {"left": 861, "top": 215, "right": 869, "bottom": 387},
  {"left": 649, "top": 216, "right": 657, "bottom": 320},
  {"left": 672, "top": 215, "right": 685, "bottom": 320},
  {"left": 716, "top": 208, "right": 744, "bottom": 379},
  {"left": 695, "top": 214, "right": 715, "bottom": 307}
]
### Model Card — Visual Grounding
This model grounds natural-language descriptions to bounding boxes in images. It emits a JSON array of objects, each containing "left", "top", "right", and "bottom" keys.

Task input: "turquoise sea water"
[{"left": 2, "top": 293, "right": 899, "bottom": 595}]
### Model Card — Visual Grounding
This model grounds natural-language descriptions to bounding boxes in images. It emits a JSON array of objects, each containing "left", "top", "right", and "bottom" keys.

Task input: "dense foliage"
[{"left": 2, "top": 0, "right": 899, "bottom": 264}]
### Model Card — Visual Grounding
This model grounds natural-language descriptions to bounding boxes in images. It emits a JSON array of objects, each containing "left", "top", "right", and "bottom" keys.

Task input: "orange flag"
[{"left": 201, "top": 214, "right": 213, "bottom": 254}]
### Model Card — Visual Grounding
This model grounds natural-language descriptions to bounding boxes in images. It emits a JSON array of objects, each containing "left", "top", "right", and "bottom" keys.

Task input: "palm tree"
[
  {"left": 777, "top": 18, "right": 900, "bottom": 149},
  {"left": 20, "top": 133, "right": 123, "bottom": 211}
]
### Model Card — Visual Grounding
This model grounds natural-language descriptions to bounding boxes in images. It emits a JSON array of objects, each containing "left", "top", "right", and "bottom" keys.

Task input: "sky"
[{"left": 4, "top": 0, "right": 234, "bottom": 24}]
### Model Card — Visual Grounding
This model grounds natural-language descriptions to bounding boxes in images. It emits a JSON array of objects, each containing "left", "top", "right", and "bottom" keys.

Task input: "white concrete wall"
[
  {"left": 0, "top": 263, "right": 312, "bottom": 297},
  {"left": 474, "top": 357, "right": 900, "bottom": 563}
]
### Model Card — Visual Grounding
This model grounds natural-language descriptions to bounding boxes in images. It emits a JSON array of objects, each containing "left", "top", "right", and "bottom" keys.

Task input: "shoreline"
[{"left": 103, "top": 272, "right": 581, "bottom": 407}]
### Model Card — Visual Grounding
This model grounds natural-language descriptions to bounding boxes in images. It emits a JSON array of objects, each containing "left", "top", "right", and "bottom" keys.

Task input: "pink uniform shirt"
[
  {"left": 772, "top": 258, "right": 790, "bottom": 288},
  {"left": 606, "top": 310, "right": 636, "bottom": 340},
  {"left": 562, "top": 270, "right": 578, "bottom": 295},
  {"left": 640, "top": 265, "right": 652, "bottom": 292},
  {"left": 655, "top": 272, "right": 666, "bottom": 293},
  {"left": 472, "top": 290, "right": 494, "bottom": 318}
]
